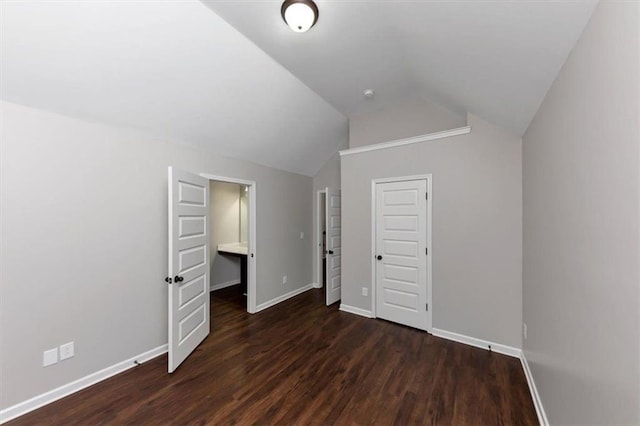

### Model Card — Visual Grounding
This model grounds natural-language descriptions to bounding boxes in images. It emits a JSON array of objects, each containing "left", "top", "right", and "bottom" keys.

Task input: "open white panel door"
[
  {"left": 325, "top": 188, "right": 341, "bottom": 305},
  {"left": 167, "top": 167, "right": 210, "bottom": 373}
]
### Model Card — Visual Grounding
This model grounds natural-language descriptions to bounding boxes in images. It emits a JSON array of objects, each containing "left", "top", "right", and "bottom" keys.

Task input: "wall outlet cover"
[
  {"left": 362, "top": 287, "right": 368, "bottom": 296},
  {"left": 523, "top": 323, "right": 528, "bottom": 340},
  {"left": 299, "top": 232, "right": 304, "bottom": 239},
  {"left": 43, "top": 348, "right": 58, "bottom": 367},
  {"left": 282, "top": 275, "right": 287, "bottom": 284}
]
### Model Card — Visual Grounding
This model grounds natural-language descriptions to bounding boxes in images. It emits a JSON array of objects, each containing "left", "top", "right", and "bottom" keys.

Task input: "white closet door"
[{"left": 375, "top": 179, "right": 428, "bottom": 330}]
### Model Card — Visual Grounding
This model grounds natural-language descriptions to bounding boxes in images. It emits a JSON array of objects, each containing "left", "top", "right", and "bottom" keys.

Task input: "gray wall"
[
  {"left": 312, "top": 151, "right": 342, "bottom": 286},
  {"left": 349, "top": 96, "right": 466, "bottom": 148},
  {"left": 341, "top": 114, "right": 523, "bottom": 348},
  {"left": 210, "top": 181, "right": 241, "bottom": 288},
  {"left": 522, "top": 1, "right": 640, "bottom": 424},
  {"left": 0, "top": 101, "right": 314, "bottom": 409}
]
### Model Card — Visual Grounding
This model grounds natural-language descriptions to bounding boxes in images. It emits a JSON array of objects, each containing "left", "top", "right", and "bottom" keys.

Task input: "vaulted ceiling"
[
  {"left": 1, "top": 0, "right": 597, "bottom": 177},
  {"left": 205, "top": 0, "right": 598, "bottom": 135},
  {"left": 0, "top": 0, "right": 347, "bottom": 176}
]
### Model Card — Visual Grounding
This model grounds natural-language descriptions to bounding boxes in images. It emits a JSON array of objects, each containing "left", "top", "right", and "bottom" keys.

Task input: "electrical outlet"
[
  {"left": 523, "top": 323, "right": 528, "bottom": 340},
  {"left": 299, "top": 232, "right": 304, "bottom": 239},
  {"left": 60, "top": 342, "right": 74, "bottom": 360},
  {"left": 282, "top": 275, "right": 287, "bottom": 284},
  {"left": 362, "top": 287, "right": 368, "bottom": 297},
  {"left": 43, "top": 348, "right": 58, "bottom": 367}
]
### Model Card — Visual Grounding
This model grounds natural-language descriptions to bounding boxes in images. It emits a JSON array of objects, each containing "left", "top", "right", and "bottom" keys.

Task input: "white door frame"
[
  {"left": 315, "top": 189, "right": 326, "bottom": 287},
  {"left": 200, "top": 173, "right": 258, "bottom": 314},
  {"left": 371, "top": 174, "right": 433, "bottom": 332}
]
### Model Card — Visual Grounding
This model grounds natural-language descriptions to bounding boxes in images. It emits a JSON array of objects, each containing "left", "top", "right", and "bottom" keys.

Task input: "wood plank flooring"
[{"left": 9, "top": 286, "right": 537, "bottom": 425}]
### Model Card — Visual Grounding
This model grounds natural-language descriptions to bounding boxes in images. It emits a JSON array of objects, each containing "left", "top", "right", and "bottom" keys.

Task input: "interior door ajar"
[
  {"left": 325, "top": 188, "right": 341, "bottom": 305},
  {"left": 375, "top": 179, "right": 428, "bottom": 331},
  {"left": 167, "top": 167, "right": 210, "bottom": 373}
]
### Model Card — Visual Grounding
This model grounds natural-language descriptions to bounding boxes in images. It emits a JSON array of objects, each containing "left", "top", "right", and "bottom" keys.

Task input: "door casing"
[{"left": 371, "top": 174, "right": 433, "bottom": 332}]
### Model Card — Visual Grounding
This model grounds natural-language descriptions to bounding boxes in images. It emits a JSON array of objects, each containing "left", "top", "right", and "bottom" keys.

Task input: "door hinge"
[
  {"left": 426, "top": 303, "right": 429, "bottom": 311},
  {"left": 425, "top": 247, "right": 428, "bottom": 255},
  {"left": 426, "top": 192, "right": 428, "bottom": 200}
]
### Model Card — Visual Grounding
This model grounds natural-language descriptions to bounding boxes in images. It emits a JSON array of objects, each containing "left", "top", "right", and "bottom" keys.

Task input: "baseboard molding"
[
  {"left": 255, "top": 284, "right": 314, "bottom": 312},
  {"left": 431, "top": 328, "right": 521, "bottom": 358},
  {"left": 339, "top": 304, "right": 373, "bottom": 318},
  {"left": 311, "top": 282, "right": 321, "bottom": 289},
  {"left": 210, "top": 279, "right": 241, "bottom": 292},
  {"left": 520, "top": 352, "right": 549, "bottom": 426},
  {"left": 0, "top": 344, "right": 168, "bottom": 424}
]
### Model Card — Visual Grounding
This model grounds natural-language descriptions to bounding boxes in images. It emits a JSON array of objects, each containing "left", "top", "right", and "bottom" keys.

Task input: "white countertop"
[{"left": 217, "top": 242, "right": 248, "bottom": 255}]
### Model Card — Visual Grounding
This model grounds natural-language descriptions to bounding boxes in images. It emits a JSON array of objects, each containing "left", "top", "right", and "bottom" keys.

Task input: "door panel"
[
  {"left": 325, "top": 188, "right": 341, "bottom": 305},
  {"left": 168, "top": 167, "right": 210, "bottom": 373},
  {"left": 375, "top": 179, "right": 428, "bottom": 330}
]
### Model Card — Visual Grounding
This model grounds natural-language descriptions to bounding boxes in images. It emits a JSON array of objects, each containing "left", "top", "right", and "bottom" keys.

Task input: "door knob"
[
  {"left": 174, "top": 276, "right": 184, "bottom": 282},
  {"left": 376, "top": 255, "right": 383, "bottom": 260},
  {"left": 328, "top": 250, "right": 334, "bottom": 255}
]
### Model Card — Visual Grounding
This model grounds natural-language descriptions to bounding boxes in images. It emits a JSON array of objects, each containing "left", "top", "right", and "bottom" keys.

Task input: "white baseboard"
[
  {"left": 0, "top": 344, "right": 167, "bottom": 424},
  {"left": 431, "top": 328, "right": 522, "bottom": 358},
  {"left": 255, "top": 284, "right": 314, "bottom": 312},
  {"left": 311, "top": 282, "right": 321, "bottom": 289},
  {"left": 339, "top": 304, "right": 373, "bottom": 318},
  {"left": 520, "top": 352, "right": 548, "bottom": 426},
  {"left": 210, "top": 279, "right": 241, "bottom": 292}
]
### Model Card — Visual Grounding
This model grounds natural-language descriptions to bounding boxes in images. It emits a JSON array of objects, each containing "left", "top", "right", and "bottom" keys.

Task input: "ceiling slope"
[
  {"left": 0, "top": 0, "right": 348, "bottom": 176},
  {"left": 204, "top": 0, "right": 598, "bottom": 135}
]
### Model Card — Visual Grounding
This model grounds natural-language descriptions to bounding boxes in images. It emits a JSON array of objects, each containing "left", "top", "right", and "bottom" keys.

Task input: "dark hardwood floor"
[{"left": 10, "top": 286, "right": 537, "bottom": 425}]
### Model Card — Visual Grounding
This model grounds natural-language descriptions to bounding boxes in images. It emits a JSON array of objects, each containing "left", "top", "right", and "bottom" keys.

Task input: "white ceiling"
[
  {"left": 204, "top": 0, "right": 598, "bottom": 135},
  {"left": 0, "top": 0, "right": 348, "bottom": 176},
  {"left": 1, "top": 0, "right": 598, "bottom": 177}
]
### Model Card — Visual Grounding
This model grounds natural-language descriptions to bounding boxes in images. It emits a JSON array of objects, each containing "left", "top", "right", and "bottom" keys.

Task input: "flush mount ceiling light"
[{"left": 281, "top": 0, "right": 319, "bottom": 33}]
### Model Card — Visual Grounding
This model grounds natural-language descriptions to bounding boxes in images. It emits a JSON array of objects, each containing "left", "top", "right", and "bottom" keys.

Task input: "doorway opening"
[
  {"left": 209, "top": 180, "right": 249, "bottom": 310},
  {"left": 201, "top": 173, "right": 257, "bottom": 314}
]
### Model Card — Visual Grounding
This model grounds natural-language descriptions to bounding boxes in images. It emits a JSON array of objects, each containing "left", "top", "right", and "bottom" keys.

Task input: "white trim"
[
  {"left": 0, "top": 344, "right": 167, "bottom": 424},
  {"left": 311, "top": 282, "right": 321, "bottom": 288},
  {"left": 339, "top": 126, "right": 471, "bottom": 157},
  {"left": 255, "top": 284, "right": 314, "bottom": 312},
  {"left": 520, "top": 352, "right": 549, "bottom": 426},
  {"left": 371, "top": 175, "right": 433, "bottom": 332},
  {"left": 200, "top": 173, "right": 257, "bottom": 314},
  {"left": 315, "top": 190, "right": 326, "bottom": 288},
  {"left": 431, "top": 328, "right": 521, "bottom": 358},
  {"left": 199, "top": 173, "right": 255, "bottom": 187},
  {"left": 210, "top": 279, "right": 241, "bottom": 292},
  {"left": 339, "top": 304, "right": 373, "bottom": 318}
]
